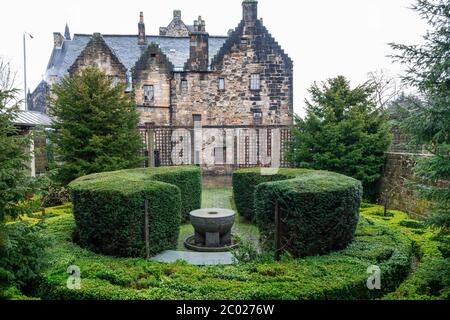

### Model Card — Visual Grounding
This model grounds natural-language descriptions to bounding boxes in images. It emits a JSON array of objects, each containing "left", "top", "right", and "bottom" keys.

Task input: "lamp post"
[{"left": 23, "top": 32, "right": 34, "bottom": 110}]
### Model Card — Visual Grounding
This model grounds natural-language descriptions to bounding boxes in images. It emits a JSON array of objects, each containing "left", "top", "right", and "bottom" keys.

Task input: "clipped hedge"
[
  {"left": 68, "top": 166, "right": 201, "bottom": 257},
  {"left": 233, "top": 168, "right": 362, "bottom": 257},
  {"left": 232, "top": 168, "right": 312, "bottom": 221},
  {"left": 37, "top": 205, "right": 415, "bottom": 300}
]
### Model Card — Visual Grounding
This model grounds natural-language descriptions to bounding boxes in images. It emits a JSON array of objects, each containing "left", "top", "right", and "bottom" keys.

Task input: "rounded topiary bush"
[
  {"left": 234, "top": 168, "right": 362, "bottom": 258},
  {"left": 232, "top": 168, "right": 311, "bottom": 221},
  {"left": 68, "top": 166, "right": 201, "bottom": 257}
]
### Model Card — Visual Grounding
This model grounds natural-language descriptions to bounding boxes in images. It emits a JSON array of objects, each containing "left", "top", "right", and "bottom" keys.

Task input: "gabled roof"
[
  {"left": 212, "top": 19, "right": 293, "bottom": 69},
  {"left": 68, "top": 33, "right": 127, "bottom": 75},
  {"left": 46, "top": 34, "right": 228, "bottom": 78}
]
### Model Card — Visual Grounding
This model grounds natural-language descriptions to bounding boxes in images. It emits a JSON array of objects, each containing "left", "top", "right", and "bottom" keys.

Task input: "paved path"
[{"left": 151, "top": 250, "right": 235, "bottom": 265}]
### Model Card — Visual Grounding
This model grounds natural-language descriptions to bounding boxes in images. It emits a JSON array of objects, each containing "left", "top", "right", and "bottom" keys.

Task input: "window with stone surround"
[
  {"left": 250, "top": 74, "right": 260, "bottom": 91},
  {"left": 218, "top": 78, "right": 225, "bottom": 91},
  {"left": 143, "top": 85, "right": 154, "bottom": 102},
  {"left": 181, "top": 80, "right": 188, "bottom": 94}
]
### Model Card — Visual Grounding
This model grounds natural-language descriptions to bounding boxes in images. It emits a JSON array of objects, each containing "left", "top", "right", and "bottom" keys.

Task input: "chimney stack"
[
  {"left": 138, "top": 12, "right": 146, "bottom": 45},
  {"left": 242, "top": 0, "right": 258, "bottom": 34},
  {"left": 53, "top": 32, "right": 64, "bottom": 48},
  {"left": 173, "top": 10, "right": 182, "bottom": 21},
  {"left": 186, "top": 16, "right": 209, "bottom": 71}
]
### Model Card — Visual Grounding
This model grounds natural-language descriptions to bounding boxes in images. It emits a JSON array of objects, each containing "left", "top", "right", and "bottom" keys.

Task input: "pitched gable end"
[{"left": 68, "top": 33, "right": 127, "bottom": 76}]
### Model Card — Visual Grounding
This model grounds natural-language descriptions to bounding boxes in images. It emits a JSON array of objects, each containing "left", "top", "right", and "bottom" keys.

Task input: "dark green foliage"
[
  {"left": 389, "top": 0, "right": 450, "bottom": 231},
  {"left": 0, "top": 60, "right": 33, "bottom": 221},
  {"left": 68, "top": 166, "right": 201, "bottom": 257},
  {"left": 286, "top": 76, "right": 391, "bottom": 200},
  {"left": 48, "top": 67, "right": 143, "bottom": 186},
  {"left": 0, "top": 222, "right": 49, "bottom": 298},
  {"left": 152, "top": 167, "right": 202, "bottom": 221},
  {"left": 254, "top": 171, "right": 362, "bottom": 257},
  {"left": 37, "top": 204, "right": 414, "bottom": 300},
  {"left": 232, "top": 168, "right": 311, "bottom": 221}
]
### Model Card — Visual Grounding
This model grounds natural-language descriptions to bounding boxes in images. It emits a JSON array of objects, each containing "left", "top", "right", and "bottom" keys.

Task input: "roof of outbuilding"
[
  {"left": 13, "top": 111, "right": 52, "bottom": 127},
  {"left": 46, "top": 34, "right": 228, "bottom": 78}
]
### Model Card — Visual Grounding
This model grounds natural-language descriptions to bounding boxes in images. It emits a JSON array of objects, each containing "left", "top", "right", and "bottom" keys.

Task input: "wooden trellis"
[{"left": 139, "top": 125, "right": 292, "bottom": 169}]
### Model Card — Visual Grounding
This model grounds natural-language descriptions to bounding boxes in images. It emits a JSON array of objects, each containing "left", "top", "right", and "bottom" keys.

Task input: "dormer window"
[
  {"left": 143, "top": 85, "right": 154, "bottom": 102},
  {"left": 250, "top": 74, "right": 261, "bottom": 91}
]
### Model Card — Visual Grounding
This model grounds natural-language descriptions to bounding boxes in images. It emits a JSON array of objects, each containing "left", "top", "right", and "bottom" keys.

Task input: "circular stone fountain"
[{"left": 184, "top": 208, "right": 239, "bottom": 252}]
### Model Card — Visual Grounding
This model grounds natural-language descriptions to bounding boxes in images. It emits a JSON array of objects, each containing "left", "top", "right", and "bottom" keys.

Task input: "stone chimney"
[
  {"left": 53, "top": 32, "right": 64, "bottom": 48},
  {"left": 186, "top": 16, "right": 209, "bottom": 71},
  {"left": 242, "top": 0, "right": 258, "bottom": 34},
  {"left": 173, "top": 10, "right": 182, "bottom": 21},
  {"left": 138, "top": 12, "right": 146, "bottom": 45}
]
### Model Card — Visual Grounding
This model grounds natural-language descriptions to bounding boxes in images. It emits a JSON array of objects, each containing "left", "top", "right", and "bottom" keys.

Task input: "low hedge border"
[
  {"left": 234, "top": 168, "right": 362, "bottom": 257},
  {"left": 36, "top": 203, "right": 416, "bottom": 300},
  {"left": 68, "top": 166, "right": 201, "bottom": 258}
]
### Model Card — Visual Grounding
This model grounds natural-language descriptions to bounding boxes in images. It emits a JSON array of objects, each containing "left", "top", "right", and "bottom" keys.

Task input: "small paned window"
[
  {"left": 250, "top": 74, "right": 261, "bottom": 91},
  {"left": 143, "top": 85, "right": 154, "bottom": 102}
]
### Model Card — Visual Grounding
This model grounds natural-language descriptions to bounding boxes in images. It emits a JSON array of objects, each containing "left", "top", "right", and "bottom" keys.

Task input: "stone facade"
[
  {"left": 69, "top": 33, "right": 127, "bottom": 82},
  {"left": 36, "top": 0, "right": 293, "bottom": 128}
]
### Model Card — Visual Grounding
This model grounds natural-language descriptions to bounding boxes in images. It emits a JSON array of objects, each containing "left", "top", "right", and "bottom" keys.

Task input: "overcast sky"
[{"left": 0, "top": 0, "right": 427, "bottom": 116}]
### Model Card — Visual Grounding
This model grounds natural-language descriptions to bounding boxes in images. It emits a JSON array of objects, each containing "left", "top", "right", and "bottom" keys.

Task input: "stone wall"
[{"left": 379, "top": 152, "right": 431, "bottom": 219}]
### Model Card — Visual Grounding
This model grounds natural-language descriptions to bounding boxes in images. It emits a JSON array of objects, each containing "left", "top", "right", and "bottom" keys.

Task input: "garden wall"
[{"left": 379, "top": 152, "right": 429, "bottom": 219}]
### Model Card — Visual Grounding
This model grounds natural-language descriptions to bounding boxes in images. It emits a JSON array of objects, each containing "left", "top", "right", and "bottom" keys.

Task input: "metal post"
[
  {"left": 144, "top": 199, "right": 150, "bottom": 259},
  {"left": 274, "top": 201, "right": 281, "bottom": 261},
  {"left": 23, "top": 32, "right": 33, "bottom": 111},
  {"left": 23, "top": 33, "right": 27, "bottom": 110}
]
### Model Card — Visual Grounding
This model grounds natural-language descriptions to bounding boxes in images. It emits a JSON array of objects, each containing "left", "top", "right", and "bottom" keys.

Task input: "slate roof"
[
  {"left": 13, "top": 111, "right": 52, "bottom": 127},
  {"left": 46, "top": 34, "right": 228, "bottom": 78}
]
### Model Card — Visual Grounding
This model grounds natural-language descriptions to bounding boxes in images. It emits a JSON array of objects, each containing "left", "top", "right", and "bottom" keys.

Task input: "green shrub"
[
  {"left": 253, "top": 170, "right": 362, "bottom": 258},
  {"left": 232, "top": 168, "right": 312, "bottom": 221},
  {"left": 0, "top": 222, "right": 50, "bottom": 298},
  {"left": 68, "top": 166, "right": 201, "bottom": 257},
  {"left": 37, "top": 207, "right": 413, "bottom": 300}
]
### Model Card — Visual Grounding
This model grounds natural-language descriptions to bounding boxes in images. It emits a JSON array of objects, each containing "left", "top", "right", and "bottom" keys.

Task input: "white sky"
[{"left": 0, "top": 0, "right": 427, "bottom": 116}]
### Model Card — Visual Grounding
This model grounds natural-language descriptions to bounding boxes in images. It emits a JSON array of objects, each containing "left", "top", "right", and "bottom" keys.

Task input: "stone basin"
[{"left": 189, "top": 208, "right": 235, "bottom": 247}]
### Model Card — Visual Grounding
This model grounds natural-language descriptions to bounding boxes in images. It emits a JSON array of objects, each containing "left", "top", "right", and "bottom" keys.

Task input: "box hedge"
[
  {"left": 68, "top": 166, "right": 201, "bottom": 257},
  {"left": 234, "top": 168, "right": 362, "bottom": 257},
  {"left": 232, "top": 168, "right": 312, "bottom": 221},
  {"left": 37, "top": 205, "right": 416, "bottom": 300}
]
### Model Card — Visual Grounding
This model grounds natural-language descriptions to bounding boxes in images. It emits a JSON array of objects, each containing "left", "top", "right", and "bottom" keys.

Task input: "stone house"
[{"left": 31, "top": 0, "right": 293, "bottom": 127}]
